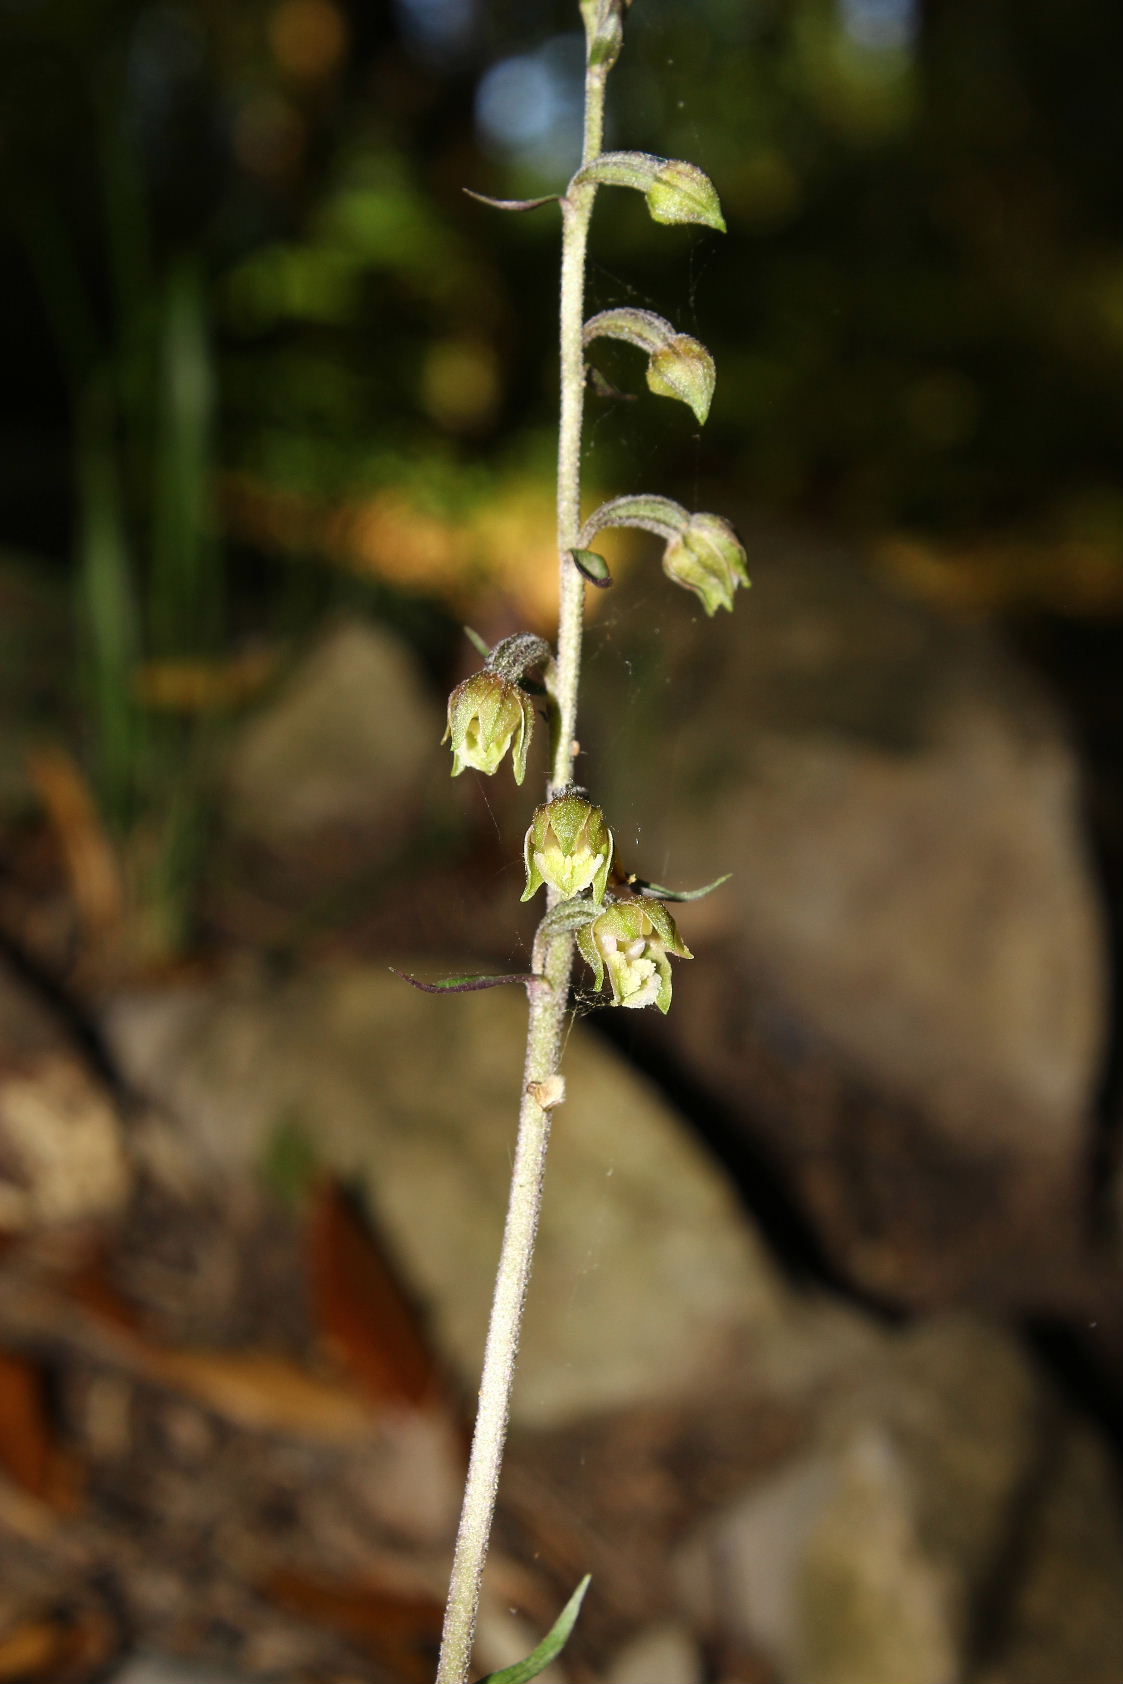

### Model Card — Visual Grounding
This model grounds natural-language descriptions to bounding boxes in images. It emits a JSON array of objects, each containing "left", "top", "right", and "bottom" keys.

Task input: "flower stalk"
[
  {"left": 432, "top": 4, "right": 736, "bottom": 1676},
  {"left": 433, "top": 38, "right": 609, "bottom": 1684}
]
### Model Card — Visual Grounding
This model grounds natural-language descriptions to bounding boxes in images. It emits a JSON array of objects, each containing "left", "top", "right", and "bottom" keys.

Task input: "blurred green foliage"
[
  {"left": 3, "top": 0, "right": 1119, "bottom": 550},
  {"left": 0, "top": 0, "right": 1119, "bottom": 952}
]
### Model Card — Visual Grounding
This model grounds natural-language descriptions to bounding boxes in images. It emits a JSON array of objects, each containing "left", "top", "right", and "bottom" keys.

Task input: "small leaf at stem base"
[{"left": 472, "top": 1575, "right": 591, "bottom": 1684}]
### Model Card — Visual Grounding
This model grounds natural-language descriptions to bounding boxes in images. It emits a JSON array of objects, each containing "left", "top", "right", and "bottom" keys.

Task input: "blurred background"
[{"left": 0, "top": 1, "right": 1120, "bottom": 1680}]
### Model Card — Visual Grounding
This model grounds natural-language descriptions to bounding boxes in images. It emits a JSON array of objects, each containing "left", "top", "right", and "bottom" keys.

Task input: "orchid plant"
[{"left": 402, "top": 5, "right": 748, "bottom": 1678}]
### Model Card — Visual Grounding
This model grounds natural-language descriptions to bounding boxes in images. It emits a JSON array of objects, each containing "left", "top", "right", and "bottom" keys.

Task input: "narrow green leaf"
[
  {"left": 390, "top": 968, "right": 538, "bottom": 994},
  {"left": 463, "top": 189, "right": 560, "bottom": 213},
  {"left": 464, "top": 625, "right": 492, "bottom": 660},
  {"left": 473, "top": 1575, "right": 591, "bottom": 1684},
  {"left": 633, "top": 872, "right": 732, "bottom": 902},
  {"left": 569, "top": 548, "right": 613, "bottom": 587}
]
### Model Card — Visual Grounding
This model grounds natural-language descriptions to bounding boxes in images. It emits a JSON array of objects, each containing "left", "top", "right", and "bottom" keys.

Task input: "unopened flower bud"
[
  {"left": 663, "top": 512, "right": 749, "bottom": 615},
  {"left": 576, "top": 899, "right": 692, "bottom": 1014},
  {"left": 574, "top": 153, "right": 725, "bottom": 235},
  {"left": 522, "top": 790, "right": 613, "bottom": 904},
  {"left": 646, "top": 159, "right": 726, "bottom": 232},
  {"left": 646, "top": 334, "right": 716, "bottom": 425},
  {"left": 580, "top": 0, "right": 625, "bottom": 68},
  {"left": 444, "top": 670, "right": 534, "bottom": 784}
]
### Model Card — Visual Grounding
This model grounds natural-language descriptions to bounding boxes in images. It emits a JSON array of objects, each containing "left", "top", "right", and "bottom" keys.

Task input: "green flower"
[
  {"left": 576, "top": 899, "right": 692, "bottom": 1014},
  {"left": 522, "top": 790, "right": 613, "bottom": 903},
  {"left": 663, "top": 512, "right": 749, "bottom": 615},
  {"left": 444, "top": 670, "right": 534, "bottom": 783},
  {"left": 646, "top": 333, "right": 716, "bottom": 425},
  {"left": 645, "top": 158, "right": 726, "bottom": 233}
]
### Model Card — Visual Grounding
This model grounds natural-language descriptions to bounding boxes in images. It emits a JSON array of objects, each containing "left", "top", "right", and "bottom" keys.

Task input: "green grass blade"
[{"left": 473, "top": 1576, "right": 590, "bottom": 1684}]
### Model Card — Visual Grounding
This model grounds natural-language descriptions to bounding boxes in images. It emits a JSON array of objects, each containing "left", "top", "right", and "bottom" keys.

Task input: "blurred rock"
[
  {"left": 0, "top": 960, "right": 130, "bottom": 1233},
  {"left": 675, "top": 1314, "right": 1122, "bottom": 1684},
  {"left": 104, "top": 962, "right": 789, "bottom": 1427},
  {"left": 602, "top": 1621, "right": 704, "bottom": 1684},
  {"left": 975, "top": 1412, "right": 1123, "bottom": 1684},
  {"left": 588, "top": 524, "right": 1109, "bottom": 1311},
  {"left": 0, "top": 956, "right": 66, "bottom": 1059},
  {"left": 107, "top": 1659, "right": 252, "bottom": 1684},
  {"left": 0, "top": 1054, "right": 130, "bottom": 1232},
  {"left": 220, "top": 617, "right": 448, "bottom": 893}
]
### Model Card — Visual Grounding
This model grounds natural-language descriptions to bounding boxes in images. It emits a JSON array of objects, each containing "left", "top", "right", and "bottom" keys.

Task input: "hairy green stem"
[
  {"left": 433, "top": 51, "right": 608, "bottom": 1684},
  {"left": 552, "top": 61, "right": 605, "bottom": 796}
]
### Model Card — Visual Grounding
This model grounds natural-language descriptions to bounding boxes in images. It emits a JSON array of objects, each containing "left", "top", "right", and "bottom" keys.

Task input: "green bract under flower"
[
  {"left": 522, "top": 791, "right": 613, "bottom": 903},
  {"left": 663, "top": 512, "right": 749, "bottom": 615},
  {"left": 576, "top": 899, "right": 692, "bottom": 1014},
  {"left": 444, "top": 670, "right": 534, "bottom": 784}
]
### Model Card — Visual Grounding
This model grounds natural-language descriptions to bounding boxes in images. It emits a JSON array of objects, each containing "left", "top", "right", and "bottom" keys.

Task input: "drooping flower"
[
  {"left": 662, "top": 512, "right": 749, "bottom": 615},
  {"left": 522, "top": 790, "right": 613, "bottom": 903},
  {"left": 444, "top": 670, "right": 534, "bottom": 784},
  {"left": 576, "top": 898, "right": 692, "bottom": 1013}
]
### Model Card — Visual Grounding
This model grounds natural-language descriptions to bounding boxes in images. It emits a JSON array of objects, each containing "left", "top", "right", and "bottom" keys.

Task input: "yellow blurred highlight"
[
  {"left": 134, "top": 648, "right": 280, "bottom": 713},
  {"left": 225, "top": 474, "right": 628, "bottom": 629},
  {"left": 269, "top": 0, "right": 348, "bottom": 80},
  {"left": 879, "top": 533, "right": 1123, "bottom": 618},
  {"left": 27, "top": 745, "right": 123, "bottom": 940},
  {"left": 420, "top": 337, "right": 500, "bottom": 433}
]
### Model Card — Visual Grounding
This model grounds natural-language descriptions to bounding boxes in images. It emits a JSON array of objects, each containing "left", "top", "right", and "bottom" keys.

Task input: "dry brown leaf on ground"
[
  {"left": 265, "top": 1569, "right": 444, "bottom": 1684},
  {"left": 148, "top": 1346, "right": 380, "bottom": 1442},
  {"left": 0, "top": 1347, "right": 82, "bottom": 1515},
  {"left": 0, "top": 1604, "right": 117, "bottom": 1684},
  {"left": 25, "top": 746, "right": 123, "bottom": 942},
  {"left": 0, "top": 1349, "right": 52, "bottom": 1498},
  {"left": 307, "top": 1180, "right": 446, "bottom": 1411}
]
